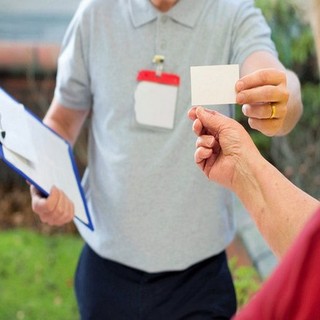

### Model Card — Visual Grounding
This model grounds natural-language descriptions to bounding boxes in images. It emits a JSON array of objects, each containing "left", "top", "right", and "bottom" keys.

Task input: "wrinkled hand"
[
  {"left": 236, "top": 68, "right": 289, "bottom": 136},
  {"left": 188, "top": 106, "right": 260, "bottom": 189},
  {"left": 30, "top": 185, "right": 75, "bottom": 226}
]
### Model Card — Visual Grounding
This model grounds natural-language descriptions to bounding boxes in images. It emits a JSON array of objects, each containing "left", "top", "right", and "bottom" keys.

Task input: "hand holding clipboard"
[{"left": 0, "top": 88, "right": 93, "bottom": 230}]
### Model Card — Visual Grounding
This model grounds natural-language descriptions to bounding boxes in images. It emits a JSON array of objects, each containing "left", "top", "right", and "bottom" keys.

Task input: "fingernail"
[
  {"left": 195, "top": 106, "right": 204, "bottom": 116},
  {"left": 242, "top": 104, "right": 249, "bottom": 116}
]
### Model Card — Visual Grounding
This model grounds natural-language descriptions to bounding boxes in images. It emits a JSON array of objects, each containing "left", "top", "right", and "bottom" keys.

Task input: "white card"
[{"left": 190, "top": 64, "right": 239, "bottom": 106}]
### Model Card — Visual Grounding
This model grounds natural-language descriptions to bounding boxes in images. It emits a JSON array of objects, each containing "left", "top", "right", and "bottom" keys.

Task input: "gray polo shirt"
[{"left": 55, "top": 0, "right": 276, "bottom": 272}]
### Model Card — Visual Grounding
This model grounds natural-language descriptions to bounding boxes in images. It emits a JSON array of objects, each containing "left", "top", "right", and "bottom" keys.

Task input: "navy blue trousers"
[{"left": 75, "top": 244, "right": 237, "bottom": 319}]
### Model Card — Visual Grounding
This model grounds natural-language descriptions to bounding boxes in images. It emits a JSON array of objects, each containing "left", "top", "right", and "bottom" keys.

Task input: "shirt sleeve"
[
  {"left": 54, "top": 2, "right": 92, "bottom": 111},
  {"left": 233, "top": 207, "right": 320, "bottom": 319},
  {"left": 230, "top": 0, "right": 277, "bottom": 65}
]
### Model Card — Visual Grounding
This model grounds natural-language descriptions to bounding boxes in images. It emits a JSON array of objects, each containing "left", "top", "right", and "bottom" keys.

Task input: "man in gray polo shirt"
[{"left": 30, "top": 0, "right": 303, "bottom": 318}]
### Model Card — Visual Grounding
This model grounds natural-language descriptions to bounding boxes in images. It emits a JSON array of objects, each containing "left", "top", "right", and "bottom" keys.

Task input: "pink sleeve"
[{"left": 234, "top": 207, "right": 320, "bottom": 319}]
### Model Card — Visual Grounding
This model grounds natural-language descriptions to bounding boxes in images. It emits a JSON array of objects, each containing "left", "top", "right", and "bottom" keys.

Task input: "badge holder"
[{"left": 134, "top": 55, "right": 180, "bottom": 130}]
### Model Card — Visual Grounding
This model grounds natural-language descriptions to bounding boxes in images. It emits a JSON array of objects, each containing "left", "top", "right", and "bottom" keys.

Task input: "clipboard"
[{"left": 0, "top": 88, "right": 94, "bottom": 231}]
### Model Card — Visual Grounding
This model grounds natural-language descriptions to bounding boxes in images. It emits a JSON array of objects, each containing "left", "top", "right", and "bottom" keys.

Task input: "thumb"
[{"left": 195, "top": 107, "right": 230, "bottom": 134}]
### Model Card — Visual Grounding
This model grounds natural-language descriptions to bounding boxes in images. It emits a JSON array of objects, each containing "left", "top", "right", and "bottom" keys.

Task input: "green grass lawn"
[
  {"left": 0, "top": 229, "right": 260, "bottom": 319},
  {"left": 0, "top": 229, "right": 83, "bottom": 320}
]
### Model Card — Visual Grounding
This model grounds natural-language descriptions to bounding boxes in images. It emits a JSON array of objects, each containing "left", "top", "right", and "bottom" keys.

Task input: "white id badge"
[{"left": 134, "top": 70, "right": 180, "bottom": 129}]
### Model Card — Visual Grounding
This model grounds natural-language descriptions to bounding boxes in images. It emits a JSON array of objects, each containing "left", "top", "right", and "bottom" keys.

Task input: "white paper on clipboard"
[{"left": 0, "top": 88, "right": 93, "bottom": 231}]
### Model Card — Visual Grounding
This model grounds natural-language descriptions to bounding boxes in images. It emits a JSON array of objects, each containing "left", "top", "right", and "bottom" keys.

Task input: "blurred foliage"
[
  {"left": 240, "top": 0, "right": 320, "bottom": 198},
  {"left": 256, "top": 0, "right": 317, "bottom": 70},
  {"left": 0, "top": 229, "right": 82, "bottom": 320},
  {"left": 0, "top": 229, "right": 260, "bottom": 318},
  {"left": 228, "top": 257, "right": 261, "bottom": 308}
]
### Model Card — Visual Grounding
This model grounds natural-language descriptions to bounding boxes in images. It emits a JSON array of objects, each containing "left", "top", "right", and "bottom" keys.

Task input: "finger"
[
  {"left": 31, "top": 185, "right": 62, "bottom": 222},
  {"left": 194, "top": 146, "right": 213, "bottom": 164},
  {"left": 44, "top": 189, "right": 74, "bottom": 225},
  {"left": 188, "top": 106, "right": 198, "bottom": 120},
  {"left": 237, "top": 86, "right": 289, "bottom": 105},
  {"left": 46, "top": 186, "right": 63, "bottom": 212},
  {"left": 192, "top": 118, "right": 204, "bottom": 136},
  {"left": 248, "top": 118, "right": 281, "bottom": 137},
  {"left": 53, "top": 199, "right": 75, "bottom": 226},
  {"left": 243, "top": 103, "right": 287, "bottom": 120},
  {"left": 196, "top": 135, "right": 215, "bottom": 148},
  {"left": 236, "top": 69, "right": 286, "bottom": 91},
  {"left": 195, "top": 107, "right": 230, "bottom": 134},
  {"left": 237, "top": 85, "right": 277, "bottom": 105},
  {"left": 242, "top": 103, "right": 275, "bottom": 119},
  {"left": 50, "top": 188, "right": 70, "bottom": 218},
  {"left": 30, "top": 185, "right": 50, "bottom": 214}
]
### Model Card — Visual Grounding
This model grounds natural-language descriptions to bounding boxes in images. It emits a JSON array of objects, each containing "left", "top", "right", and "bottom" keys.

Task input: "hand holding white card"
[{"left": 190, "top": 64, "right": 239, "bottom": 106}]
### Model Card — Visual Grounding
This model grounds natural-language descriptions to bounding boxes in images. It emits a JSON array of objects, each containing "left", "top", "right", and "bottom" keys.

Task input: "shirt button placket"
[{"left": 157, "top": 15, "right": 168, "bottom": 53}]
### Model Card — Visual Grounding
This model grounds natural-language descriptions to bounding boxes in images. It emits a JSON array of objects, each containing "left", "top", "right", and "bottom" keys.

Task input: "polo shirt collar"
[{"left": 129, "top": 0, "right": 208, "bottom": 28}]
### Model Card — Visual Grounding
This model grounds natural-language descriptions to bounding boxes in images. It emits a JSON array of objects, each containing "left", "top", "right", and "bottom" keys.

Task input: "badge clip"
[{"left": 152, "top": 55, "right": 165, "bottom": 77}]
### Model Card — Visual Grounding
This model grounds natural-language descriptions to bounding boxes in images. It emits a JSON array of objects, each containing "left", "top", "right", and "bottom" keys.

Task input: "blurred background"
[{"left": 0, "top": 0, "right": 319, "bottom": 319}]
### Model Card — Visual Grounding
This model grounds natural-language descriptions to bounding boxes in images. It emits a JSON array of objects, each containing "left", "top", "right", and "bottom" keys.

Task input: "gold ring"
[{"left": 270, "top": 103, "right": 276, "bottom": 119}]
